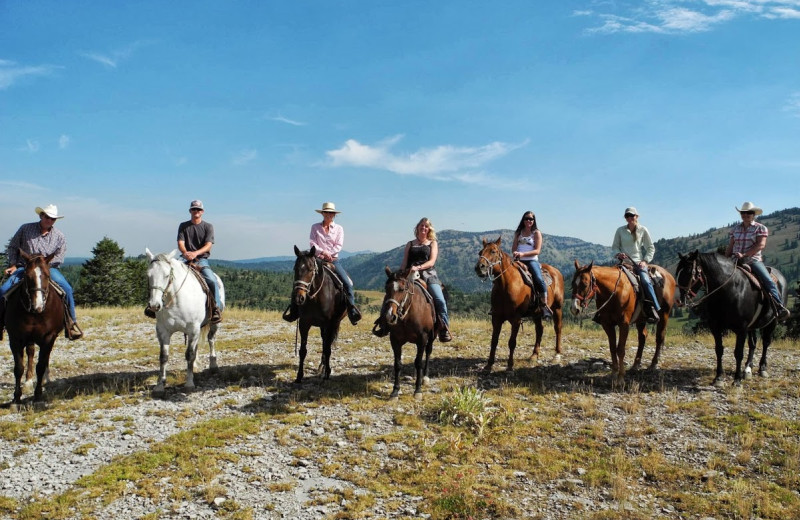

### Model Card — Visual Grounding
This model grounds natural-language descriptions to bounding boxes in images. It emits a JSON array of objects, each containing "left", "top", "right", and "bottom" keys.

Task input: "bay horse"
[
  {"left": 4, "top": 251, "right": 64, "bottom": 404},
  {"left": 290, "top": 245, "right": 347, "bottom": 385},
  {"left": 145, "top": 248, "right": 225, "bottom": 396},
  {"left": 474, "top": 237, "right": 564, "bottom": 373},
  {"left": 675, "top": 251, "right": 787, "bottom": 386},
  {"left": 380, "top": 267, "right": 437, "bottom": 399},
  {"left": 570, "top": 259, "right": 676, "bottom": 384}
]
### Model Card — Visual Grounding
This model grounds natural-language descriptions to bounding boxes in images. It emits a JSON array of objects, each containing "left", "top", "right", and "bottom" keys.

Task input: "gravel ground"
[{"left": 0, "top": 312, "right": 799, "bottom": 519}]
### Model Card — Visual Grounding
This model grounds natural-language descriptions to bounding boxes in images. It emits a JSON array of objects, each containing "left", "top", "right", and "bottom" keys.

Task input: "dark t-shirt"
[{"left": 177, "top": 220, "right": 215, "bottom": 259}]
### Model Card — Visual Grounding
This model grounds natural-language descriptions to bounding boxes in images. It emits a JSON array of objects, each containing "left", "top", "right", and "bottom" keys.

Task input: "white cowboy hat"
[
  {"left": 35, "top": 204, "right": 64, "bottom": 219},
  {"left": 735, "top": 202, "right": 763, "bottom": 216},
  {"left": 623, "top": 206, "right": 638, "bottom": 216},
  {"left": 315, "top": 202, "right": 341, "bottom": 214}
]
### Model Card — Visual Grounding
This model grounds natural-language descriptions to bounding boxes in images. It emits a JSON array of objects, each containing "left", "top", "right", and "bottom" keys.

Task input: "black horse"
[
  {"left": 289, "top": 245, "right": 348, "bottom": 384},
  {"left": 675, "top": 251, "right": 787, "bottom": 386}
]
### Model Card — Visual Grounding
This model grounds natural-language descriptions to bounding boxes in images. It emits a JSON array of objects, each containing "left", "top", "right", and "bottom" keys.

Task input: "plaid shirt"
[
  {"left": 6, "top": 222, "right": 67, "bottom": 268},
  {"left": 729, "top": 221, "right": 768, "bottom": 262}
]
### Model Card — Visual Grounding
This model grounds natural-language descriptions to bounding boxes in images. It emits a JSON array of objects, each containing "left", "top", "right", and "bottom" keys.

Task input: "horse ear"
[
  {"left": 588, "top": 261, "right": 594, "bottom": 269},
  {"left": 45, "top": 252, "right": 57, "bottom": 264},
  {"left": 385, "top": 265, "right": 392, "bottom": 276},
  {"left": 294, "top": 245, "right": 301, "bottom": 256},
  {"left": 482, "top": 238, "right": 488, "bottom": 246},
  {"left": 167, "top": 249, "right": 179, "bottom": 260},
  {"left": 309, "top": 245, "right": 316, "bottom": 256},
  {"left": 494, "top": 236, "right": 502, "bottom": 245},
  {"left": 20, "top": 250, "right": 32, "bottom": 262},
  {"left": 678, "top": 252, "right": 685, "bottom": 261},
  {"left": 574, "top": 259, "right": 580, "bottom": 270},
  {"left": 146, "top": 248, "right": 154, "bottom": 261}
]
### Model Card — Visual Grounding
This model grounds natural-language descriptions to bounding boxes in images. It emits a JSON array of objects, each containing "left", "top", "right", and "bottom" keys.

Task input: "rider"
[
  {"left": 177, "top": 200, "right": 222, "bottom": 324},
  {"left": 373, "top": 217, "right": 452, "bottom": 342},
  {"left": 283, "top": 202, "right": 362, "bottom": 325},
  {"left": 725, "top": 201, "right": 791, "bottom": 321},
  {"left": 0, "top": 204, "right": 83, "bottom": 340},
  {"left": 512, "top": 210, "right": 552, "bottom": 319},
  {"left": 611, "top": 206, "right": 660, "bottom": 323}
]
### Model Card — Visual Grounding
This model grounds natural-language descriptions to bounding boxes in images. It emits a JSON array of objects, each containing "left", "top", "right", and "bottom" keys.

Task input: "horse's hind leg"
[
  {"left": 422, "top": 333, "right": 433, "bottom": 386},
  {"left": 530, "top": 318, "right": 544, "bottom": 361},
  {"left": 413, "top": 341, "right": 425, "bottom": 399},
  {"left": 632, "top": 323, "right": 647, "bottom": 371},
  {"left": 184, "top": 333, "right": 201, "bottom": 389},
  {"left": 207, "top": 324, "right": 219, "bottom": 372},
  {"left": 506, "top": 320, "right": 521, "bottom": 372},
  {"left": 759, "top": 325, "right": 775, "bottom": 378},
  {"left": 744, "top": 331, "right": 757, "bottom": 380},
  {"left": 552, "top": 308, "right": 563, "bottom": 363},
  {"left": 733, "top": 331, "right": 747, "bottom": 385}
]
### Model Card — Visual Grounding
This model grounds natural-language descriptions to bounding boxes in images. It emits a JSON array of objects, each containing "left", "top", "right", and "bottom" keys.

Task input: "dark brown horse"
[
  {"left": 474, "top": 237, "right": 564, "bottom": 373},
  {"left": 4, "top": 251, "right": 65, "bottom": 404},
  {"left": 570, "top": 259, "right": 676, "bottom": 384},
  {"left": 290, "top": 245, "right": 347, "bottom": 384},
  {"left": 380, "top": 267, "right": 437, "bottom": 399}
]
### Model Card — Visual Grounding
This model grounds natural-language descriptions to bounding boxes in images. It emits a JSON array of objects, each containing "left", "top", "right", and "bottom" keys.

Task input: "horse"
[
  {"left": 570, "top": 259, "right": 676, "bottom": 384},
  {"left": 380, "top": 267, "right": 437, "bottom": 399},
  {"left": 474, "top": 237, "right": 564, "bottom": 373},
  {"left": 145, "top": 248, "right": 225, "bottom": 396},
  {"left": 4, "top": 251, "right": 64, "bottom": 404},
  {"left": 675, "top": 251, "right": 787, "bottom": 385},
  {"left": 289, "top": 245, "right": 348, "bottom": 385}
]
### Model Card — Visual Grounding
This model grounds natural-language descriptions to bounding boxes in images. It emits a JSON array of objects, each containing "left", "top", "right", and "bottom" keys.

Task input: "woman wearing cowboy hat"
[
  {"left": 725, "top": 202, "right": 790, "bottom": 321},
  {"left": 0, "top": 204, "right": 83, "bottom": 340},
  {"left": 283, "top": 202, "right": 362, "bottom": 325}
]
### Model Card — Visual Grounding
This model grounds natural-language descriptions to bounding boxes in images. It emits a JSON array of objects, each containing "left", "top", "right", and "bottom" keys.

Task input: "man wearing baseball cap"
[{"left": 176, "top": 200, "right": 223, "bottom": 323}]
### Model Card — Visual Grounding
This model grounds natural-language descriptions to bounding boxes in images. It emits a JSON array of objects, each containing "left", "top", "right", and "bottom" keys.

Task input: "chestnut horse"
[
  {"left": 570, "top": 260, "right": 676, "bottom": 384},
  {"left": 380, "top": 267, "right": 437, "bottom": 399},
  {"left": 675, "top": 251, "right": 786, "bottom": 385},
  {"left": 4, "top": 251, "right": 65, "bottom": 404},
  {"left": 290, "top": 245, "right": 348, "bottom": 384},
  {"left": 474, "top": 237, "right": 564, "bottom": 373}
]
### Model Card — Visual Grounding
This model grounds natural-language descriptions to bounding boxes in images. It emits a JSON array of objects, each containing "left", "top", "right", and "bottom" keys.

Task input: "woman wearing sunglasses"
[{"left": 512, "top": 211, "right": 552, "bottom": 319}]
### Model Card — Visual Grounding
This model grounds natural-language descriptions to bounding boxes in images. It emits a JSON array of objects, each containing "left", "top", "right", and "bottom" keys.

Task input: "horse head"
[
  {"left": 475, "top": 236, "right": 504, "bottom": 279},
  {"left": 569, "top": 259, "right": 596, "bottom": 317},
  {"left": 19, "top": 250, "right": 56, "bottom": 313},
  {"left": 675, "top": 250, "right": 703, "bottom": 306},
  {"left": 145, "top": 248, "right": 180, "bottom": 314},
  {"left": 292, "top": 245, "right": 319, "bottom": 307},
  {"left": 382, "top": 266, "right": 415, "bottom": 326}
]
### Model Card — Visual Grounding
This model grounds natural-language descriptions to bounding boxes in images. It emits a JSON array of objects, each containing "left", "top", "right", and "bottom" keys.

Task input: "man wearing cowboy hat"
[
  {"left": 725, "top": 202, "right": 791, "bottom": 321},
  {"left": 176, "top": 199, "right": 222, "bottom": 324},
  {"left": 0, "top": 204, "right": 83, "bottom": 340},
  {"left": 283, "top": 202, "right": 362, "bottom": 325}
]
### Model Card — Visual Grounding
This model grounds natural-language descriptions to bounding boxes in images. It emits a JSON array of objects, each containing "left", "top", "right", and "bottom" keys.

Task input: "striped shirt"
[
  {"left": 729, "top": 221, "right": 768, "bottom": 262},
  {"left": 6, "top": 222, "right": 67, "bottom": 268}
]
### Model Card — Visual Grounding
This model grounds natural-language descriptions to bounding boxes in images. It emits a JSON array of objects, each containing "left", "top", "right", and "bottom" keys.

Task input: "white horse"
[{"left": 145, "top": 248, "right": 225, "bottom": 396}]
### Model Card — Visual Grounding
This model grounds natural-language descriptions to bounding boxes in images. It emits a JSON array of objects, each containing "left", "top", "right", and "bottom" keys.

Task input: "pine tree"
[{"left": 75, "top": 237, "right": 145, "bottom": 306}]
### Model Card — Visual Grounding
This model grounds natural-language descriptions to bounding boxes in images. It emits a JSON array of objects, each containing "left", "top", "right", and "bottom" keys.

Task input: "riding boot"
[
  {"left": 644, "top": 302, "right": 660, "bottom": 324},
  {"left": 282, "top": 302, "right": 299, "bottom": 322},
  {"left": 66, "top": 317, "right": 83, "bottom": 341},
  {"left": 541, "top": 303, "right": 553, "bottom": 320},
  {"left": 348, "top": 304, "right": 362, "bottom": 326},
  {"left": 438, "top": 315, "right": 452, "bottom": 342},
  {"left": 210, "top": 304, "right": 222, "bottom": 324},
  {"left": 773, "top": 299, "right": 791, "bottom": 322}
]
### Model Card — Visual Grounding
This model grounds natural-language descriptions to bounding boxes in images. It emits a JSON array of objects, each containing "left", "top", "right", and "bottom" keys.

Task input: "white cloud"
[
  {"left": 59, "top": 135, "right": 71, "bottom": 149},
  {"left": 325, "top": 135, "right": 527, "bottom": 184},
  {"left": 783, "top": 92, "right": 800, "bottom": 117},
  {"left": 232, "top": 149, "right": 258, "bottom": 165},
  {"left": 583, "top": 0, "right": 800, "bottom": 34},
  {"left": 267, "top": 114, "right": 307, "bottom": 126},
  {"left": 80, "top": 39, "right": 154, "bottom": 68},
  {"left": 0, "top": 60, "right": 60, "bottom": 89},
  {"left": 21, "top": 139, "right": 40, "bottom": 153}
]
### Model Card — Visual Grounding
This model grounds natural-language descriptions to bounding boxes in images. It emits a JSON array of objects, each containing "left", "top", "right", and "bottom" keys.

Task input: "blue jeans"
[
  {"left": 1, "top": 267, "right": 77, "bottom": 321},
  {"left": 184, "top": 258, "right": 221, "bottom": 308},
  {"left": 634, "top": 264, "right": 660, "bottom": 312},
  {"left": 746, "top": 259, "right": 783, "bottom": 305},
  {"left": 428, "top": 282, "right": 449, "bottom": 327},
  {"left": 332, "top": 260, "right": 356, "bottom": 307},
  {"left": 522, "top": 259, "right": 548, "bottom": 299}
]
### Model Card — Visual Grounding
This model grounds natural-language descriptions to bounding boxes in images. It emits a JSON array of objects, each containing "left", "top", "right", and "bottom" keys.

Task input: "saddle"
[
  {"left": 187, "top": 264, "right": 215, "bottom": 323},
  {"left": 319, "top": 261, "right": 348, "bottom": 291},
  {"left": 514, "top": 261, "right": 552, "bottom": 300},
  {"left": 735, "top": 264, "right": 781, "bottom": 295}
]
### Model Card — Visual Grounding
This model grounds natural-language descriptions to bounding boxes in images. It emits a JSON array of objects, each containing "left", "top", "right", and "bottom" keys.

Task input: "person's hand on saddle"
[
  {"left": 4, "top": 266, "right": 15, "bottom": 276},
  {"left": 182, "top": 250, "right": 199, "bottom": 262},
  {"left": 319, "top": 251, "right": 333, "bottom": 263}
]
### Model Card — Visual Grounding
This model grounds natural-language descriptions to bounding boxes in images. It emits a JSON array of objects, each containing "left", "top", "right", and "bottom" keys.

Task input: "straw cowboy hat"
[
  {"left": 735, "top": 202, "right": 763, "bottom": 216},
  {"left": 315, "top": 202, "right": 341, "bottom": 214},
  {"left": 35, "top": 204, "right": 64, "bottom": 219}
]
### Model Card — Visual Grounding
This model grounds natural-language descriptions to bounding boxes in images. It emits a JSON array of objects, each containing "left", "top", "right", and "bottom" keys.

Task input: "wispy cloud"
[
  {"left": 0, "top": 60, "right": 61, "bottom": 89},
  {"left": 325, "top": 135, "right": 527, "bottom": 185},
  {"left": 267, "top": 114, "right": 307, "bottom": 126},
  {"left": 578, "top": 0, "right": 800, "bottom": 34},
  {"left": 59, "top": 134, "right": 71, "bottom": 149},
  {"left": 21, "top": 139, "right": 40, "bottom": 153},
  {"left": 232, "top": 149, "right": 258, "bottom": 165},
  {"left": 783, "top": 92, "right": 800, "bottom": 117},
  {"left": 80, "top": 39, "right": 154, "bottom": 68}
]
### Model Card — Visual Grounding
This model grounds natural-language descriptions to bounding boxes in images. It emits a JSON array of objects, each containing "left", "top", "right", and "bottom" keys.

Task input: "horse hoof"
[
  {"left": 712, "top": 379, "right": 726, "bottom": 388},
  {"left": 759, "top": 370, "right": 769, "bottom": 378},
  {"left": 209, "top": 358, "right": 219, "bottom": 372},
  {"left": 152, "top": 386, "right": 166, "bottom": 398},
  {"left": 553, "top": 354, "right": 562, "bottom": 364},
  {"left": 32, "top": 401, "right": 47, "bottom": 411},
  {"left": 744, "top": 367, "right": 752, "bottom": 380},
  {"left": 23, "top": 380, "right": 36, "bottom": 393},
  {"left": 389, "top": 392, "right": 399, "bottom": 400},
  {"left": 413, "top": 392, "right": 423, "bottom": 400},
  {"left": 422, "top": 376, "right": 430, "bottom": 385}
]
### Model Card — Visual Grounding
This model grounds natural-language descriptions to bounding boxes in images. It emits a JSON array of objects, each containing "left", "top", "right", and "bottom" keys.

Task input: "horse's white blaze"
[
  {"left": 32, "top": 265, "right": 45, "bottom": 312},
  {"left": 569, "top": 299, "right": 582, "bottom": 315}
]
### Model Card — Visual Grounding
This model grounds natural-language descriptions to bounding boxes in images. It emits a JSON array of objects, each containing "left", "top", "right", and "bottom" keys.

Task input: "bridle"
[
  {"left": 676, "top": 256, "right": 705, "bottom": 306},
  {"left": 571, "top": 265, "right": 622, "bottom": 316},
  {"left": 293, "top": 256, "right": 325, "bottom": 301},
  {"left": 149, "top": 257, "right": 191, "bottom": 308},
  {"left": 478, "top": 245, "right": 511, "bottom": 282},
  {"left": 21, "top": 258, "right": 50, "bottom": 313},
  {"left": 385, "top": 275, "right": 416, "bottom": 320}
]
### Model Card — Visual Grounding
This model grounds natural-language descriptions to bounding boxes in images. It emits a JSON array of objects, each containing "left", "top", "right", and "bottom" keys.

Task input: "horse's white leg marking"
[
  {"left": 185, "top": 333, "right": 200, "bottom": 389},
  {"left": 208, "top": 324, "right": 218, "bottom": 371},
  {"left": 155, "top": 342, "right": 170, "bottom": 394}
]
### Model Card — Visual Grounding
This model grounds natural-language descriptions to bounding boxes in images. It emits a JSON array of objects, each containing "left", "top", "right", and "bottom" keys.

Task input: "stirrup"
[
  {"left": 68, "top": 322, "right": 83, "bottom": 341},
  {"left": 210, "top": 307, "right": 222, "bottom": 324}
]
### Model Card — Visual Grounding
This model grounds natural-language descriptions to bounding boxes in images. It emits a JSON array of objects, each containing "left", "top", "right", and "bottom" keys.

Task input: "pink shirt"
[{"left": 309, "top": 221, "right": 344, "bottom": 260}]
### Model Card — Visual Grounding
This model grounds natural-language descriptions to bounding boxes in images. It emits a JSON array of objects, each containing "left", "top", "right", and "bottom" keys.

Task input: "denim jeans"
[
  {"left": 522, "top": 259, "right": 548, "bottom": 299},
  {"left": 332, "top": 260, "right": 356, "bottom": 307},
  {"left": 1, "top": 267, "right": 77, "bottom": 321},
  {"left": 427, "top": 282, "right": 449, "bottom": 327},
  {"left": 185, "top": 258, "right": 222, "bottom": 308},
  {"left": 634, "top": 264, "right": 660, "bottom": 312},
  {"left": 745, "top": 259, "right": 783, "bottom": 304}
]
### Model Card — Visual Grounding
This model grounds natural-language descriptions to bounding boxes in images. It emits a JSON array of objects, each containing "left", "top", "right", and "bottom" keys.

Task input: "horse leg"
[
  {"left": 601, "top": 323, "right": 618, "bottom": 372},
  {"left": 320, "top": 323, "right": 338, "bottom": 380},
  {"left": 184, "top": 332, "right": 201, "bottom": 390},
  {"left": 733, "top": 331, "right": 747, "bottom": 385},
  {"left": 413, "top": 340, "right": 425, "bottom": 399},
  {"left": 759, "top": 324, "right": 775, "bottom": 378},
  {"left": 506, "top": 320, "right": 521, "bottom": 372},
  {"left": 390, "top": 336, "right": 402, "bottom": 399},
  {"left": 530, "top": 318, "right": 544, "bottom": 360},
  {"left": 10, "top": 341, "right": 26, "bottom": 404},
  {"left": 615, "top": 324, "right": 630, "bottom": 384},
  {"left": 33, "top": 341, "right": 55, "bottom": 403},
  {"left": 712, "top": 331, "right": 725, "bottom": 387},
  {"left": 153, "top": 327, "right": 172, "bottom": 396},
  {"left": 632, "top": 322, "right": 647, "bottom": 371},
  {"left": 422, "top": 332, "right": 433, "bottom": 386},
  {"left": 23, "top": 343, "right": 36, "bottom": 393},
  {"left": 483, "top": 318, "right": 503, "bottom": 374},
  {"left": 295, "top": 324, "right": 310, "bottom": 385},
  {"left": 744, "top": 331, "right": 757, "bottom": 380},
  {"left": 552, "top": 308, "right": 563, "bottom": 363},
  {"left": 650, "top": 314, "right": 668, "bottom": 371},
  {"left": 207, "top": 323, "right": 219, "bottom": 372}
]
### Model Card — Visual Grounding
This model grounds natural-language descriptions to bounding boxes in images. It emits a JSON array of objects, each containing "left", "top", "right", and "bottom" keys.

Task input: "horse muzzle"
[{"left": 569, "top": 298, "right": 584, "bottom": 316}]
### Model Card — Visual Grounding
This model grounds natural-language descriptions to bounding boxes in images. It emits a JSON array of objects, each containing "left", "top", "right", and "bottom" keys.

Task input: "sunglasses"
[
  {"left": 524, "top": 217, "right": 535, "bottom": 222},
  {"left": 624, "top": 214, "right": 636, "bottom": 218},
  {"left": 740, "top": 211, "right": 755, "bottom": 216}
]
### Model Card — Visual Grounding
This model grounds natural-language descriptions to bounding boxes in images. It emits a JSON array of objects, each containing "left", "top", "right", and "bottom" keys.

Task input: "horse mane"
[{"left": 699, "top": 252, "right": 735, "bottom": 279}]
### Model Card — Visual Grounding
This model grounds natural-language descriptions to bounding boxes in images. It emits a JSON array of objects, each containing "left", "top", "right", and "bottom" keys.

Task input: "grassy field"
[{"left": 0, "top": 307, "right": 798, "bottom": 519}]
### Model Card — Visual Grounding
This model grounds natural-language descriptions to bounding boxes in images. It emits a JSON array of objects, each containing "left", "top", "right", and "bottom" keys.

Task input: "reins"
[
  {"left": 478, "top": 248, "right": 512, "bottom": 282},
  {"left": 387, "top": 275, "right": 417, "bottom": 321},
  {"left": 150, "top": 258, "right": 192, "bottom": 308},
  {"left": 572, "top": 266, "right": 623, "bottom": 318},
  {"left": 682, "top": 257, "right": 738, "bottom": 309}
]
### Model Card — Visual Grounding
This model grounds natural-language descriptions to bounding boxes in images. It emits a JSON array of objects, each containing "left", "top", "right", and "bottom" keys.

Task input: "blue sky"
[{"left": 1, "top": 0, "right": 799, "bottom": 260}]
